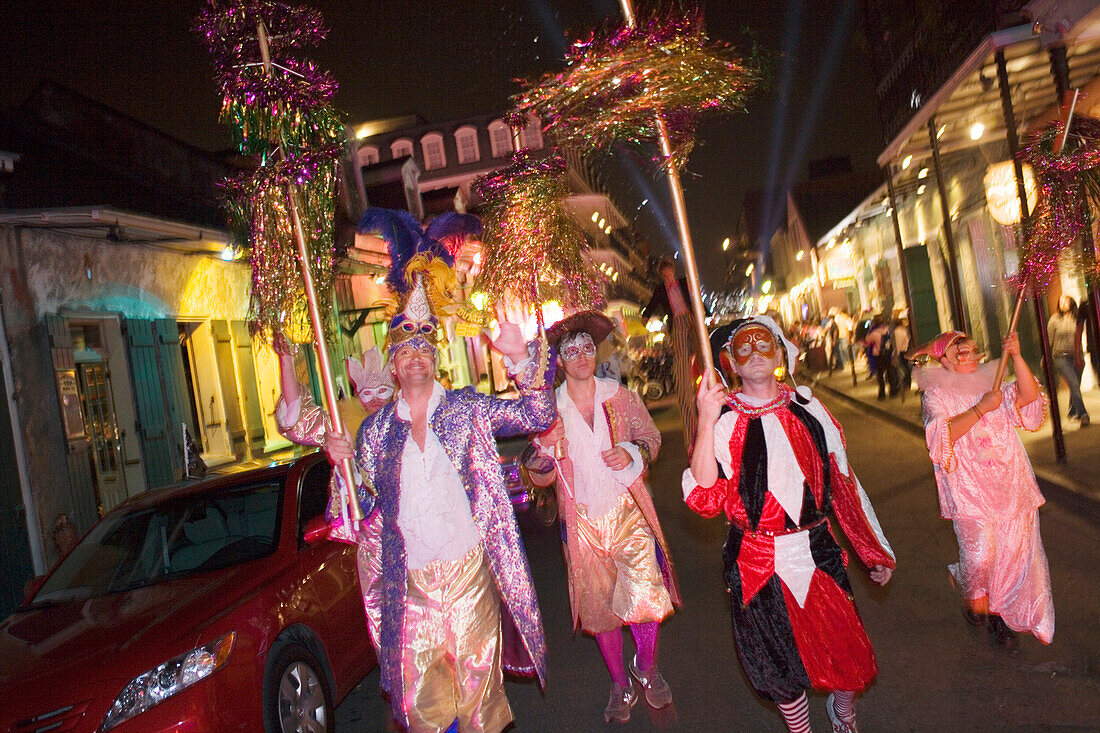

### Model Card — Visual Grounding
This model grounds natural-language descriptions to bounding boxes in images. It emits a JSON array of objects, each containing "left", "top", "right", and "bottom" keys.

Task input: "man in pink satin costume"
[
  {"left": 524, "top": 311, "right": 680, "bottom": 724},
  {"left": 272, "top": 341, "right": 392, "bottom": 650},
  {"left": 909, "top": 330, "right": 1055, "bottom": 651}
]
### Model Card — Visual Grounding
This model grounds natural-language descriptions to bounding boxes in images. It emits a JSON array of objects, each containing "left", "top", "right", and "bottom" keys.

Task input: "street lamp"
[
  {"left": 722, "top": 237, "right": 730, "bottom": 251},
  {"left": 984, "top": 160, "right": 1036, "bottom": 226}
]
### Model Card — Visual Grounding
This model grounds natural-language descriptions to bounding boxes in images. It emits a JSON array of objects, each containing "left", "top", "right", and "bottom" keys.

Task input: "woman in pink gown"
[{"left": 911, "top": 330, "right": 1054, "bottom": 650}]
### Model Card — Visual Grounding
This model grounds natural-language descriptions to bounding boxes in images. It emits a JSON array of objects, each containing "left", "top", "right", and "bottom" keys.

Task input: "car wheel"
[
  {"left": 532, "top": 486, "right": 558, "bottom": 528},
  {"left": 643, "top": 381, "right": 664, "bottom": 402},
  {"left": 263, "top": 642, "right": 334, "bottom": 733}
]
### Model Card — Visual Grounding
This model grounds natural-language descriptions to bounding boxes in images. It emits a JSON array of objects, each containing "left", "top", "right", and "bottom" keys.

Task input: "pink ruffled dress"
[{"left": 916, "top": 362, "right": 1055, "bottom": 643}]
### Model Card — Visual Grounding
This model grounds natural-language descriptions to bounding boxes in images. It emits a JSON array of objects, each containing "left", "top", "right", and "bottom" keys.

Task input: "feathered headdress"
[{"left": 357, "top": 207, "right": 479, "bottom": 355}]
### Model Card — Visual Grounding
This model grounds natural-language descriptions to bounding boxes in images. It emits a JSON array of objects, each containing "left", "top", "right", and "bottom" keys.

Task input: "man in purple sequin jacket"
[{"left": 325, "top": 320, "right": 555, "bottom": 733}]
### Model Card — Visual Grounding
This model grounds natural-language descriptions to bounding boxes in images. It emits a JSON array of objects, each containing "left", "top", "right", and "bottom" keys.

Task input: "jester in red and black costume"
[{"left": 684, "top": 316, "right": 895, "bottom": 733}]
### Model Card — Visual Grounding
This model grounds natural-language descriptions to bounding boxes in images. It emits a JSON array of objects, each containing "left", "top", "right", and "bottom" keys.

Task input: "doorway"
[{"left": 70, "top": 322, "right": 129, "bottom": 514}]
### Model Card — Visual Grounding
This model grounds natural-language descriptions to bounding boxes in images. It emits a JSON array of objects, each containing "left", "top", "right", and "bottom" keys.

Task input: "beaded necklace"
[{"left": 728, "top": 383, "right": 792, "bottom": 417}]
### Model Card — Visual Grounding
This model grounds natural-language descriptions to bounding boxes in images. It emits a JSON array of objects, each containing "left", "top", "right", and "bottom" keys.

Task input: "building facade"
[{"left": 0, "top": 86, "right": 365, "bottom": 613}]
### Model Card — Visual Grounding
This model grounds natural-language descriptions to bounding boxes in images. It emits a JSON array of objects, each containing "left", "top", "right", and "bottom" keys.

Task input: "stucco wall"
[{"left": 20, "top": 229, "right": 249, "bottom": 321}]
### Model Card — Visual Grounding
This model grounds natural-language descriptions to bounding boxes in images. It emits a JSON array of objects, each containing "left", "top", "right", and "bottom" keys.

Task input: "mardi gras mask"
[
  {"left": 560, "top": 332, "right": 596, "bottom": 361},
  {"left": 730, "top": 325, "right": 778, "bottom": 365}
]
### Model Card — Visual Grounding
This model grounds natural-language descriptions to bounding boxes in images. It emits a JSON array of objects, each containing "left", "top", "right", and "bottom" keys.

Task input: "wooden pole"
[
  {"left": 928, "top": 116, "right": 968, "bottom": 332},
  {"left": 257, "top": 21, "right": 362, "bottom": 523},
  {"left": 617, "top": 0, "right": 714, "bottom": 377}
]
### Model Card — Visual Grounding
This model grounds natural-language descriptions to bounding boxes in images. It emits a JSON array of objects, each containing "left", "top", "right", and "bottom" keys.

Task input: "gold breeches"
[
  {"left": 569, "top": 492, "right": 673, "bottom": 634},
  {"left": 402, "top": 546, "right": 512, "bottom": 733}
]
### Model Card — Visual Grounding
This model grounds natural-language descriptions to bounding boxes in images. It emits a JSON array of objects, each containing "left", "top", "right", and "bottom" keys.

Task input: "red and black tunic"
[{"left": 684, "top": 386, "right": 895, "bottom": 703}]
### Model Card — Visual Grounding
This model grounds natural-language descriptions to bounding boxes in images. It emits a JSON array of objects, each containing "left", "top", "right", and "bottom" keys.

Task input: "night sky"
[{"left": 2, "top": 0, "right": 881, "bottom": 291}]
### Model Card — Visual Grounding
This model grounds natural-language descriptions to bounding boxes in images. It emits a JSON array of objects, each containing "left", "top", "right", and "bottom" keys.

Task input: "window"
[
  {"left": 518, "top": 116, "right": 543, "bottom": 150},
  {"left": 455, "top": 126, "right": 480, "bottom": 164},
  {"left": 421, "top": 133, "right": 446, "bottom": 170},
  {"left": 391, "top": 138, "right": 413, "bottom": 159},
  {"left": 488, "top": 120, "right": 513, "bottom": 158},
  {"left": 357, "top": 145, "right": 379, "bottom": 166}
]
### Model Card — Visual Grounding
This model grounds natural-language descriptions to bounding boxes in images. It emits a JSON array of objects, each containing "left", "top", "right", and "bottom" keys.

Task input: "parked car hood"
[{"left": 0, "top": 562, "right": 272, "bottom": 697}]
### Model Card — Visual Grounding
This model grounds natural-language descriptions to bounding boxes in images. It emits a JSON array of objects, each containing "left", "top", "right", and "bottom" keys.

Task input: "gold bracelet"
[{"left": 972, "top": 406, "right": 983, "bottom": 419}]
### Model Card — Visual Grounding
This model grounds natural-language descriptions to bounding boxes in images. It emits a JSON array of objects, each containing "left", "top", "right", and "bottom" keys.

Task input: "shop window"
[
  {"left": 357, "top": 145, "right": 379, "bottom": 166},
  {"left": 421, "top": 133, "right": 446, "bottom": 170},
  {"left": 488, "top": 120, "right": 512, "bottom": 158},
  {"left": 455, "top": 126, "right": 480, "bottom": 164}
]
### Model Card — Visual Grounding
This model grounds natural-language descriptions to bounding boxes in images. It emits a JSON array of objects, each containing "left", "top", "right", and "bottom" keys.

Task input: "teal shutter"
[
  {"left": 45, "top": 314, "right": 99, "bottom": 530},
  {"left": 902, "top": 245, "right": 942, "bottom": 345},
  {"left": 124, "top": 319, "right": 175, "bottom": 488},
  {"left": 154, "top": 318, "right": 194, "bottom": 458},
  {"left": 0, "top": 347, "right": 34, "bottom": 616}
]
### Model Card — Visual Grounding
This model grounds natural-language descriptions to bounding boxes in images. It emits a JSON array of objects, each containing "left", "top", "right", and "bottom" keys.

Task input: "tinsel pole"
[
  {"left": 471, "top": 151, "right": 604, "bottom": 324},
  {"left": 258, "top": 22, "right": 362, "bottom": 524},
  {"left": 995, "top": 90, "right": 1081, "bottom": 390},
  {"left": 197, "top": 1, "right": 362, "bottom": 523},
  {"left": 618, "top": 0, "right": 714, "bottom": 377},
  {"left": 511, "top": 125, "right": 545, "bottom": 332}
]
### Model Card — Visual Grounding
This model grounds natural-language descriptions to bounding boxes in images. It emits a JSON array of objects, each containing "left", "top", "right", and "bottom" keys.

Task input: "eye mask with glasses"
[{"left": 559, "top": 332, "right": 596, "bottom": 361}]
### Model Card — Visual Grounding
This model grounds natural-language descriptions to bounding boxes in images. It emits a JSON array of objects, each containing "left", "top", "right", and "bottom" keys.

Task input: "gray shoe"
[
  {"left": 628, "top": 657, "right": 673, "bottom": 709},
  {"left": 826, "top": 693, "right": 859, "bottom": 733},
  {"left": 604, "top": 682, "right": 638, "bottom": 724}
]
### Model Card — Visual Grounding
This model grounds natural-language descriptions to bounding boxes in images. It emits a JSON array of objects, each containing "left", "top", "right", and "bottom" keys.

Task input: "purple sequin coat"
[{"left": 353, "top": 344, "right": 554, "bottom": 727}]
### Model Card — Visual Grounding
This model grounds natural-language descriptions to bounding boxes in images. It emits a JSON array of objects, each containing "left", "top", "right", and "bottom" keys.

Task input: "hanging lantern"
[{"left": 984, "top": 160, "right": 1037, "bottom": 226}]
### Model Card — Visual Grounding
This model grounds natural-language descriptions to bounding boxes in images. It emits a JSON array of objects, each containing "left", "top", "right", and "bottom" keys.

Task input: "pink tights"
[{"left": 594, "top": 622, "right": 659, "bottom": 686}]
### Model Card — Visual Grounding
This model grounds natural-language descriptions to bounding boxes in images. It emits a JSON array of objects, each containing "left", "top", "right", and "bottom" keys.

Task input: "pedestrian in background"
[
  {"left": 1048, "top": 295, "right": 1090, "bottom": 427},
  {"left": 893, "top": 316, "right": 912, "bottom": 396}
]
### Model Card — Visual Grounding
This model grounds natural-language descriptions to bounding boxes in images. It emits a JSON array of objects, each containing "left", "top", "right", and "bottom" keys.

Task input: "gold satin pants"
[
  {"left": 401, "top": 546, "right": 512, "bottom": 733},
  {"left": 570, "top": 492, "right": 673, "bottom": 634}
]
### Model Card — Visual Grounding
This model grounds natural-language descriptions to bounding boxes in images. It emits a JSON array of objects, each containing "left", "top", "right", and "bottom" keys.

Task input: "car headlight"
[{"left": 99, "top": 631, "right": 236, "bottom": 732}]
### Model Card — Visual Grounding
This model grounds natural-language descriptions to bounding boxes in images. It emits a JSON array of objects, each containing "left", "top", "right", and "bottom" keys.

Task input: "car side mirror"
[
  {"left": 303, "top": 515, "right": 331, "bottom": 546},
  {"left": 22, "top": 575, "right": 45, "bottom": 604}
]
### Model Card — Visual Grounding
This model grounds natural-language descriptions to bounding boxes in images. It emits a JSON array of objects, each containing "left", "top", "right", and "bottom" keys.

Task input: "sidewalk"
[{"left": 811, "top": 362, "right": 1100, "bottom": 521}]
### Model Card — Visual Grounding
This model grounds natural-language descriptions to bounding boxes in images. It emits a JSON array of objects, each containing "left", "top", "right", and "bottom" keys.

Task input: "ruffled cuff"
[
  {"left": 927, "top": 417, "right": 957, "bottom": 474},
  {"left": 508, "top": 338, "right": 554, "bottom": 391},
  {"left": 275, "top": 395, "right": 302, "bottom": 430},
  {"left": 1011, "top": 386, "right": 1048, "bottom": 432},
  {"left": 681, "top": 467, "right": 700, "bottom": 501},
  {"left": 682, "top": 467, "right": 727, "bottom": 518}
]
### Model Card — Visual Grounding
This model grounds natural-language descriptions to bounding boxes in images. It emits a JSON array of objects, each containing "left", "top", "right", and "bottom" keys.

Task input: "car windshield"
[{"left": 32, "top": 480, "right": 284, "bottom": 605}]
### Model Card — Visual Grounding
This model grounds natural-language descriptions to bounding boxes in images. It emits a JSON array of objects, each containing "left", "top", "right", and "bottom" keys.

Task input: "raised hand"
[
  {"left": 976, "top": 388, "right": 1003, "bottom": 416},
  {"left": 485, "top": 304, "right": 528, "bottom": 363},
  {"left": 696, "top": 371, "right": 727, "bottom": 428}
]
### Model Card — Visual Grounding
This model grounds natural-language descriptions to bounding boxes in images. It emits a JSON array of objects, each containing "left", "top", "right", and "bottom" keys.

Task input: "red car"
[{"left": 0, "top": 452, "right": 375, "bottom": 732}]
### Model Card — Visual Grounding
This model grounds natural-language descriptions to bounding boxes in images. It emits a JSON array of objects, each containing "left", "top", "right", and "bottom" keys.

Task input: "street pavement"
[{"left": 336, "top": 393, "right": 1100, "bottom": 732}]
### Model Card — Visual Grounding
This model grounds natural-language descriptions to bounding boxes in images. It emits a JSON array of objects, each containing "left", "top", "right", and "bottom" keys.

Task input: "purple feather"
[{"left": 357, "top": 208, "right": 424, "bottom": 294}]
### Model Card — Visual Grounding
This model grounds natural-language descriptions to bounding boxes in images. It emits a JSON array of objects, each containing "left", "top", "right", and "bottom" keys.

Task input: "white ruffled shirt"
[
  {"left": 395, "top": 382, "right": 481, "bottom": 570},
  {"left": 543, "top": 377, "right": 643, "bottom": 518}
]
